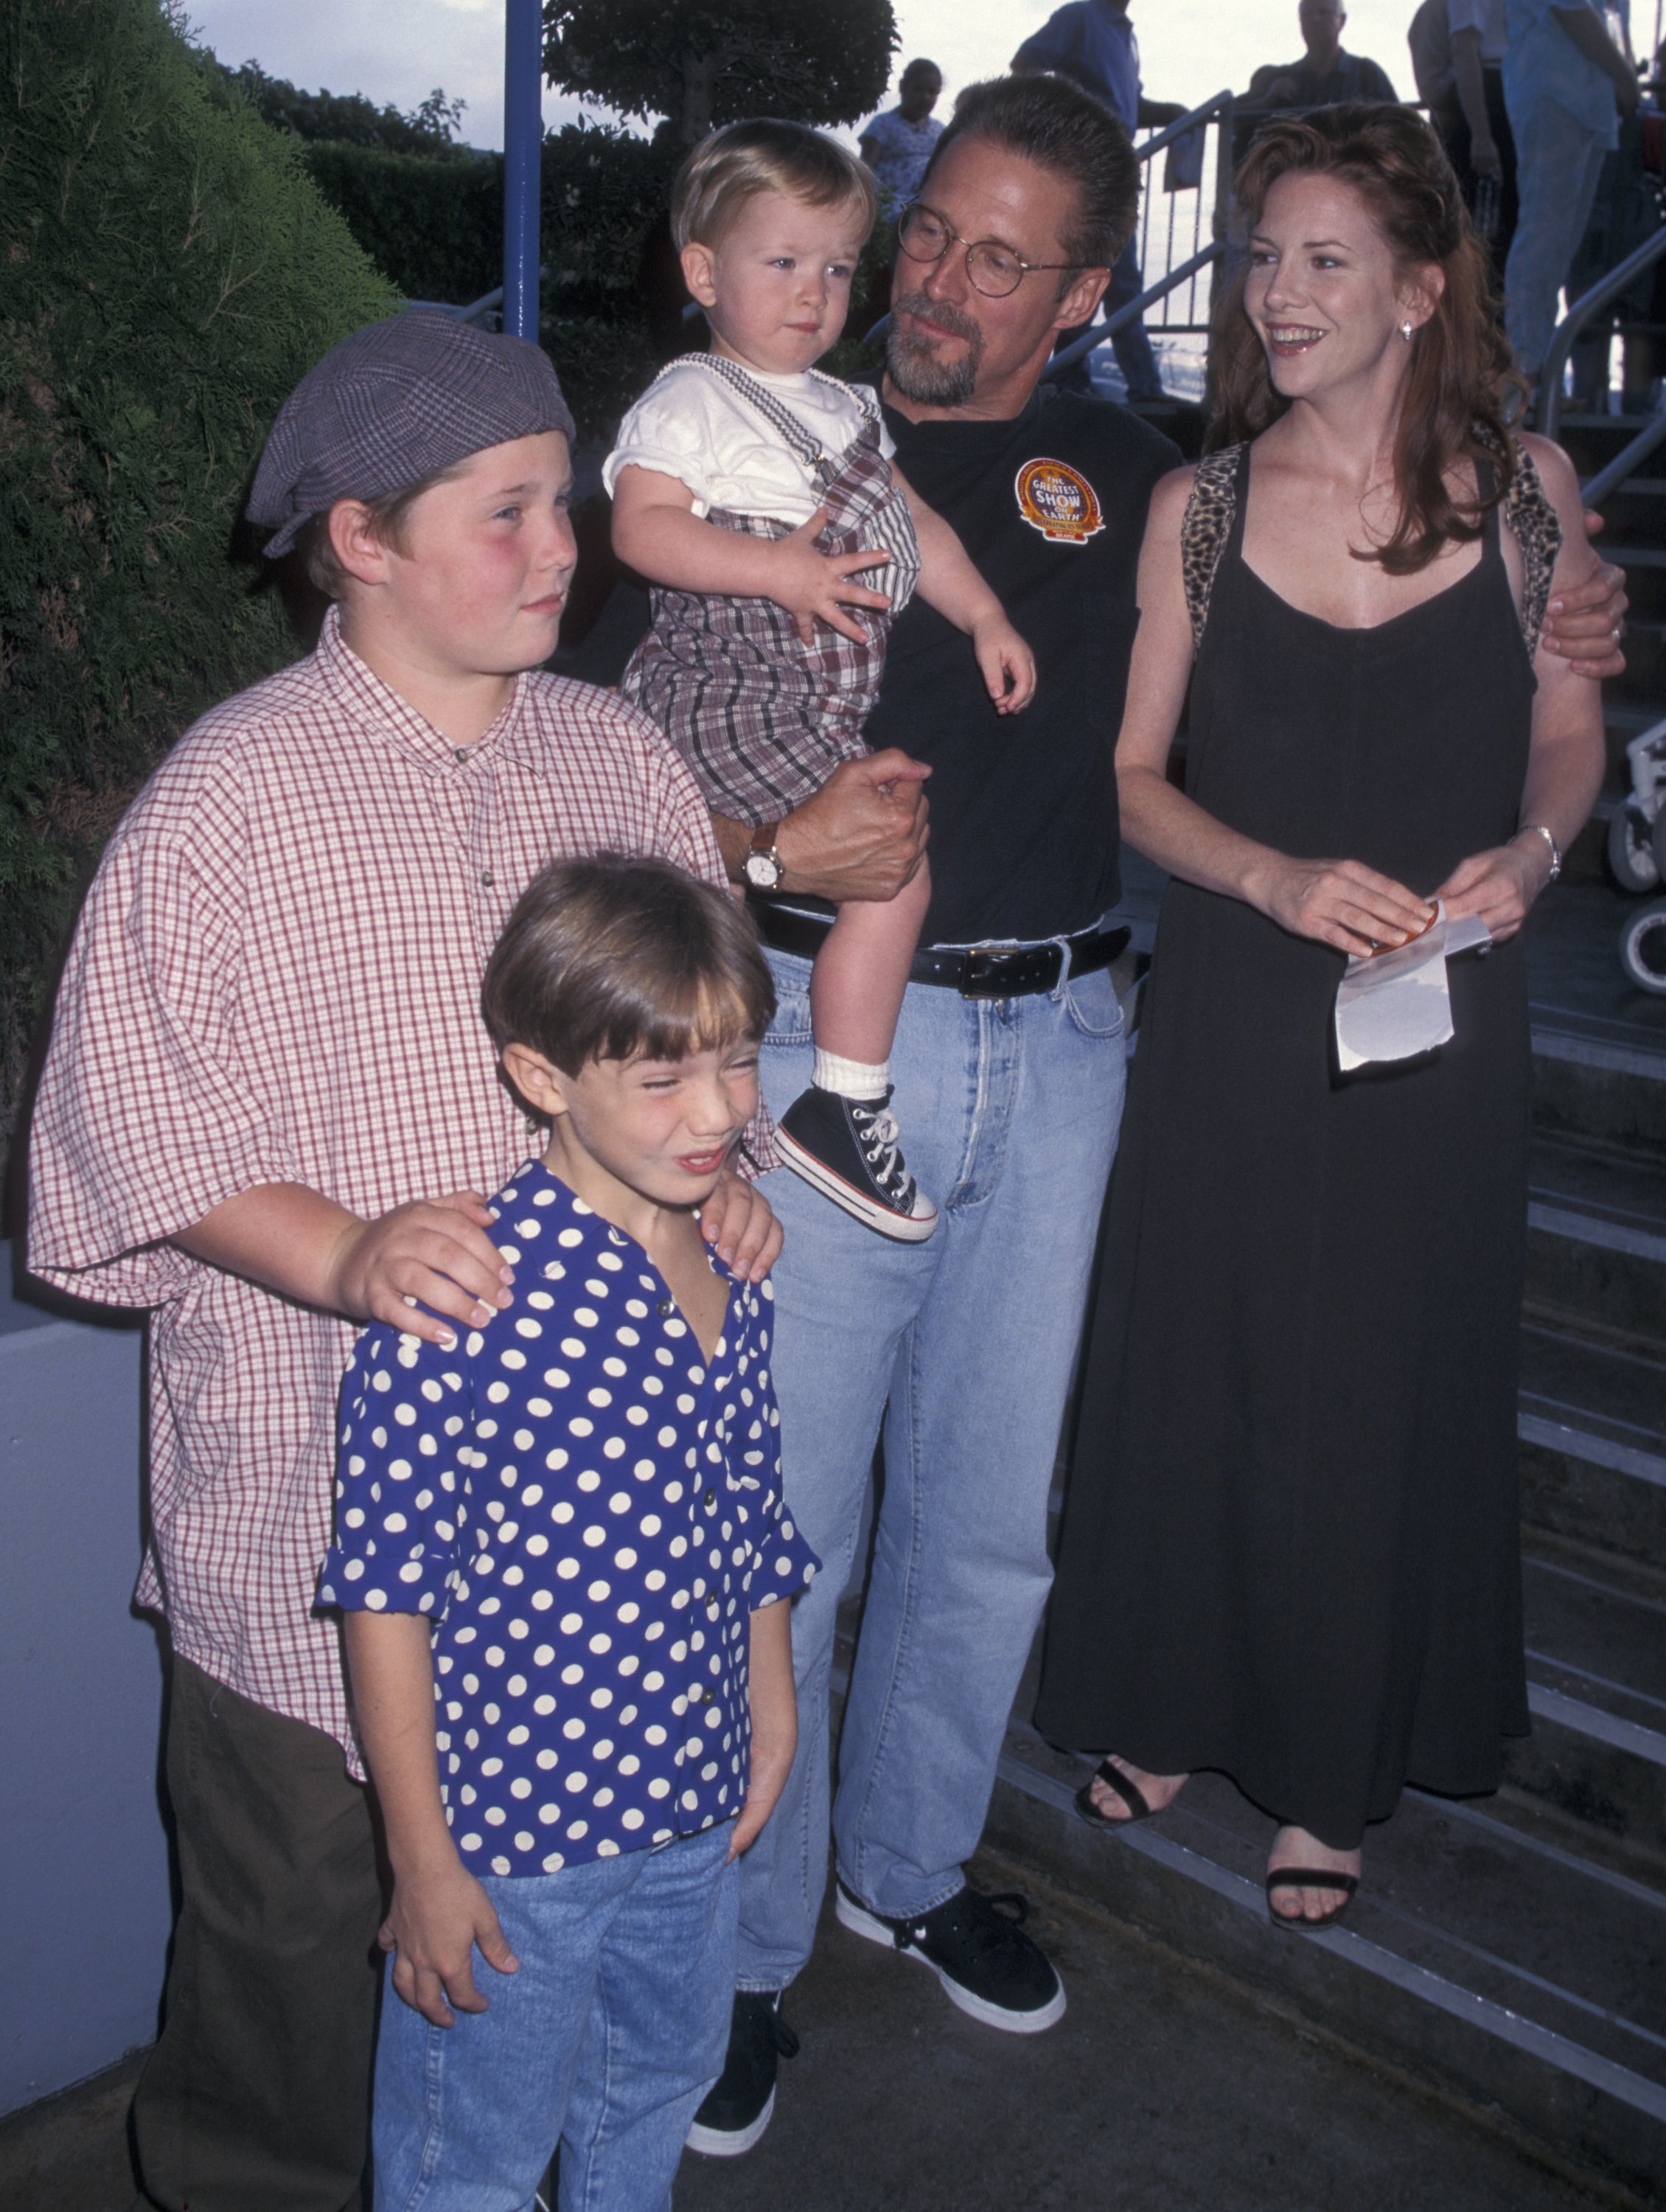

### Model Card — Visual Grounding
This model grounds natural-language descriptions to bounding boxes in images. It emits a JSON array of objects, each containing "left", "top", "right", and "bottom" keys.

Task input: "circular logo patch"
[{"left": 1014, "top": 458, "right": 1104, "bottom": 545}]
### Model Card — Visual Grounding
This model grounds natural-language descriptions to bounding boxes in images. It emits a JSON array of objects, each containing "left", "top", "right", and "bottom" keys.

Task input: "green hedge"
[
  {"left": 0, "top": 0, "right": 397, "bottom": 1166},
  {"left": 296, "top": 123, "right": 683, "bottom": 442},
  {"left": 300, "top": 141, "right": 503, "bottom": 307}
]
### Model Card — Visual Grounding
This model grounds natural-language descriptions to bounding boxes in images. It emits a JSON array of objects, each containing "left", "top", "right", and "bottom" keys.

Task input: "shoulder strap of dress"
[
  {"left": 1180, "top": 443, "right": 1245, "bottom": 655},
  {"left": 663, "top": 354, "right": 837, "bottom": 487},
  {"left": 1501, "top": 442, "right": 1562, "bottom": 658}
]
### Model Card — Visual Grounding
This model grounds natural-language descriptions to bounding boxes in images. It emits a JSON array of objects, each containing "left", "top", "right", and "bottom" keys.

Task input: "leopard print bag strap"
[
  {"left": 1181, "top": 444, "right": 1245, "bottom": 656},
  {"left": 1501, "top": 442, "right": 1561, "bottom": 658}
]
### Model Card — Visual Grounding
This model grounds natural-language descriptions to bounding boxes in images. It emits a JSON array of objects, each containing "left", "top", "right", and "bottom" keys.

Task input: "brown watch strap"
[{"left": 750, "top": 821, "right": 780, "bottom": 859}]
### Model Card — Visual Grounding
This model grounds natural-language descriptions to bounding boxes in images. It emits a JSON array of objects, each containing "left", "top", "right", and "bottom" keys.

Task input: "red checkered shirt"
[{"left": 27, "top": 606, "right": 769, "bottom": 1764}]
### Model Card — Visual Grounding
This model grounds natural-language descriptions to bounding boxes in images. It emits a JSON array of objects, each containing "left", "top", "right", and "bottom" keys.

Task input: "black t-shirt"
[
  {"left": 874, "top": 388, "right": 1178, "bottom": 945},
  {"left": 561, "top": 385, "right": 1179, "bottom": 947}
]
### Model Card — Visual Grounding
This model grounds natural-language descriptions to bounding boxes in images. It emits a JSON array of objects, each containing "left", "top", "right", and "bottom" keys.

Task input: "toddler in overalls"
[{"left": 608, "top": 119, "right": 1036, "bottom": 1239}]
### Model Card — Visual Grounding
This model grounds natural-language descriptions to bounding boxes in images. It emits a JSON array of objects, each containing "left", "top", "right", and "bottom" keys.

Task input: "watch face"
[{"left": 745, "top": 849, "right": 782, "bottom": 889}]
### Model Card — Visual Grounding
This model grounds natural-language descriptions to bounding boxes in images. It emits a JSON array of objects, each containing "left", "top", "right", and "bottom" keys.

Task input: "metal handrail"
[
  {"left": 406, "top": 288, "right": 506, "bottom": 327},
  {"left": 1046, "top": 244, "right": 1222, "bottom": 372},
  {"left": 1581, "top": 402, "right": 1666, "bottom": 505},
  {"left": 865, "top": 88, "right": 1238, "bottom": 364},
  {"left": 1538, "top": 226, "right": 1666, "bottom": 442}
]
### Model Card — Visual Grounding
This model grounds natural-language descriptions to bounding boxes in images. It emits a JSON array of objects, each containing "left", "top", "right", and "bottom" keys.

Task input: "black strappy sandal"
[
  {"left": 1265, "top": 1866, "right": 1359, "bottom": 1931},
  {"left": 1073, "top": 1757, "right": 1155, "bottom": 1830}
]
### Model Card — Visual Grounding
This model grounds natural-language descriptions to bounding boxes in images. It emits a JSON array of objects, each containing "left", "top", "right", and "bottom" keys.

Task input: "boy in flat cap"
[{"left": 27, "top": 310, "right": 780, "bottom": 2212}]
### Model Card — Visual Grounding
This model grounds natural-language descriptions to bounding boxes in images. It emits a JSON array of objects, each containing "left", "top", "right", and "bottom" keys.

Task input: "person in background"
[
  {"left": 860, "top": 59, "right": 946, "bottom": 212},
  {"left": 1504, "top": 0, "right": 1640, "bottom": 388},
  {"left": 1412, "top": 0, "right": 1519, "bottom": 272},
  {"left": 1011, "top": 0, "right": 1186, "bottom": 402},
  {"left": 1244, "top": 0, "right": 1398, "bottom": 111}
]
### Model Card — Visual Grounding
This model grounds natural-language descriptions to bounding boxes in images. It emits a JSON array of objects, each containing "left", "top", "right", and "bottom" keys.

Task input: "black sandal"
[
  {"left": 1073, "top": 1757, "right": 1155, "bottom": 1830},
  {"left": 1265, "top": 1866, "right": 1359, "bottom": 1931}
]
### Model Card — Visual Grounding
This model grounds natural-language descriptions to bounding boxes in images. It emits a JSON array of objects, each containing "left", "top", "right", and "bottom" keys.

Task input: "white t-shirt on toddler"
[{"left": 604, "top": 358, "right": 897, "bottom": 526}]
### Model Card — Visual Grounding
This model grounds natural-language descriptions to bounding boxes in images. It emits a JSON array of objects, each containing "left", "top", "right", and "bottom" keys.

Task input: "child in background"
[
  {"left": 608, "top": 119, "right": 1036, "bottom": 1243},
  {"left": 859, "top": 59, "right": 947, "bottom": 212},
  {"left": 323, "top": 855, "right": 819, "bottom": 2212}
]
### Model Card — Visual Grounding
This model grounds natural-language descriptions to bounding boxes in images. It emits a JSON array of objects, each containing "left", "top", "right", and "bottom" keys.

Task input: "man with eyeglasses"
[
  {"left": 660, "top": 68, "right": 1629, "bottom": 2160},
  {"left": 680, "top": 70, "right": 1174, "bottom": 2157}
]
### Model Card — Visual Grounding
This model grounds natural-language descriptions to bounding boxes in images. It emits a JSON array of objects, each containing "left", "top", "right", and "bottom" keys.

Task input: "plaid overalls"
[{"left": 619, "top": 355, "right": 923, "bottom": 827}]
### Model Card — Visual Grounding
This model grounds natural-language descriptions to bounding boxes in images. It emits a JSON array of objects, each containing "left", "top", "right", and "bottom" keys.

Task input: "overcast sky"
[{"left": 182, "top": 0, "right": 1436, "bottom": 150}]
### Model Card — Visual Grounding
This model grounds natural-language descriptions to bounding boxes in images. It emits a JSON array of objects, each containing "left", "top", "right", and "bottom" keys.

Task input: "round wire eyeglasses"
[{"left": 895, "top": 203, "right": 1090, "bottom": 299}]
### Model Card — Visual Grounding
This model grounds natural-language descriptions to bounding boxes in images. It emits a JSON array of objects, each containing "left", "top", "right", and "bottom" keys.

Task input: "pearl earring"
[{"left": 1401, "top": 319, "right": 1414, "bottom": 341}]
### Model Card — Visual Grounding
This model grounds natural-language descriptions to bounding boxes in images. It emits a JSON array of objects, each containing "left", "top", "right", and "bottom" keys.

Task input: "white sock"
[{"left": 814, "top": 1050, "right": 889, "bottom": 1101}]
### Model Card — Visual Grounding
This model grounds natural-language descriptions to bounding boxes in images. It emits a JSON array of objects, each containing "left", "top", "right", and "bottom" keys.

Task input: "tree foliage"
[
  {"left": 0, "top": 0, "right": 397, "bottom": 1166},
  {"left": 215, "top": 57, "right": 472, "bottom": 159},
  {"left": 543, "top": 0, "right": 897, "bottom": 144}
]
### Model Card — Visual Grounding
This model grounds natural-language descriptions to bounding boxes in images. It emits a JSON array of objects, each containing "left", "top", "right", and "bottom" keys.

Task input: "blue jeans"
[
  {"left": 1053, "top": 239, "right": 1163, "bottom": 398},
  {"left": 737, "top": 950, "right": 1127, "bottom": 1987},
  {"left": 373, "top": 1823, "right": 737, "bottom": 2211}
]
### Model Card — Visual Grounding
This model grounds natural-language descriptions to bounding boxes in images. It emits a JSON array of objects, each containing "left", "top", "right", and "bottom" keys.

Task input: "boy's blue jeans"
[
  {"left": 738, "top": 949, "right": 1127, "bottom": 1987},
  {"left": 372, "top": 1822, "right": 737, "bottom": 2211}
]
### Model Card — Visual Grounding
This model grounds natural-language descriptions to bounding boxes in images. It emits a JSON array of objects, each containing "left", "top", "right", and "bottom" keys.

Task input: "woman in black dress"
[{"left": 1036, "top": 106, "right": 1606, "bottom": 1926}]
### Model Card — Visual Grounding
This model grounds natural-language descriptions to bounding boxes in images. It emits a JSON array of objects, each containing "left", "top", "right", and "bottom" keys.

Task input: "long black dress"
[{"left": 1036, "top": 442, "right": 1557, "bottom": 1851}]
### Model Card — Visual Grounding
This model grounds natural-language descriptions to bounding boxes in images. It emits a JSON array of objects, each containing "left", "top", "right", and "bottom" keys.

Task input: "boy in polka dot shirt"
[{"left": 321, "top": 855, "right": 818, "bottom": 2211}]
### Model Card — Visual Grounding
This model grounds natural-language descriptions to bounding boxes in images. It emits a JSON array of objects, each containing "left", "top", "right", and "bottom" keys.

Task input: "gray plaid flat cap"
[{"left": 248, "top": 310, "right": 576, "bottom": 558}]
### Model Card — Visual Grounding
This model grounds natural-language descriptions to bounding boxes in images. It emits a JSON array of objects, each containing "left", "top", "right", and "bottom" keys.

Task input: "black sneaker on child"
[
  {"left": 776, "top": 1085, "right": 938, "bottom": 1242},
  {"left": 684, "top": 1990, "right": 798, "bottom": 2157},
  {"left": 834, "top": 1878, "right": 1066, "bottom": 2032}
]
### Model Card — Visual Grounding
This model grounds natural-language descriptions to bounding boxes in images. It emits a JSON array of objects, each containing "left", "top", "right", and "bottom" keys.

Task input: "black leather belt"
[{"left": 750, "top": 900, "right": 1130, "bottom": 1000}]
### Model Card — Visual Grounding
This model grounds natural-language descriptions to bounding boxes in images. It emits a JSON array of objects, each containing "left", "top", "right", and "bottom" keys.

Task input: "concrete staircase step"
[
  {"left": 988, "top": 1729, "right": 1666, "bottom": 2203},
  {"left": 1512, "top": 1546, "right": 1666, "bottom": 1854},
  {"left": 1533, "top": 1023, "right": 1666, "bottom": 1158},
  {"left": 1526, "top": 1132, "right": 1666, "bottom": 1347},
  {"left": 1519, "top": 1319, "right": 1666, "bottom": 1571}
]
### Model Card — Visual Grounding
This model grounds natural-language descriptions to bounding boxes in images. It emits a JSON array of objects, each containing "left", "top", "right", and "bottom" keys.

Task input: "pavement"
[
  {"left": 4, "top": 1848, "right": 1626, "bottom": 2212},
  {"left": 675, "top": 1853, "right": 1624, "bottom": 2212}
]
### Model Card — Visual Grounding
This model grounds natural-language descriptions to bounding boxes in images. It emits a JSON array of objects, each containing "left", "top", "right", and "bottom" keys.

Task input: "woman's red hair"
[{"left": 1207, "top": 102, "right": 1524, "bottom": 574}]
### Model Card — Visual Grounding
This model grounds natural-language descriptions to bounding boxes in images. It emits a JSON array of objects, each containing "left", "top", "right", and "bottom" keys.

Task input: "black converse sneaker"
[
  {"left": 684, "top": 1990, "right": 798, "bottom": 2157},
  {"left": 776, "top": 1085, "right": 938, "bottom": 1242},
  {"left": 834, "top": 1879, "right": 1066, "bottom": 2032}
]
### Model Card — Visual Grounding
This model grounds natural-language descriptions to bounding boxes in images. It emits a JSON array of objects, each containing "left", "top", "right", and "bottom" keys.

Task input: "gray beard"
[{"left": 885, "top": 289, "right": 985, "bottom": 406}]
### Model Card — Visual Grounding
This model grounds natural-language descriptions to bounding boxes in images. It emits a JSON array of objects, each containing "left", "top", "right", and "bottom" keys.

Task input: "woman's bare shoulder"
[{"left": 1146, "top": 460, "right": 1201, "bottom": 534}]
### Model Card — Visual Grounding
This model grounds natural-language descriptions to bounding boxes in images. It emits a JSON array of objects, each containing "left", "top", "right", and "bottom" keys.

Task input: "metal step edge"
[
  {"left": 1053, "top": 1743, "right": 1666, "bottom": 2067},
  {"left": 1528, "top": 1680, "right": 1666, "bottom": 1765},
  {"left": 993, "top": 1750, "right": 1666, "bottom": 2130},
  {"left": 1425, "top": 1789, "right": 1666, "bottom": 1914},
  {"left": 1529, "top": 1199, "right": 1666, "bottom": 1266},
  {"left": 1530, "top": 1552, "right": 1666, "bottom": 1621},
  {"left": 1532, "top": 1026, "right": 1666, "bottom": 1085},
  {"left": 1519, "top": 1409, "right": 1666, "bottom": 1489}
]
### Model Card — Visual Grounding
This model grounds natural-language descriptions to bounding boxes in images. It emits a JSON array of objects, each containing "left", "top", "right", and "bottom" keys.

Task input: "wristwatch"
[{"left": 743, "top": 822, "right": 784, "bottom": 892}]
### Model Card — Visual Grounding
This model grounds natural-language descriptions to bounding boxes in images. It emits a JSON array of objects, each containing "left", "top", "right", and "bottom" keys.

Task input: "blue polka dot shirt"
[{"left": 319, "top": 1161, "right": 820, "bottom": 1878}]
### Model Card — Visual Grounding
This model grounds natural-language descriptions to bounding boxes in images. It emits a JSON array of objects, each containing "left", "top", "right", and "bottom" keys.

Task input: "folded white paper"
[{"left": 1334, "top": 900, "right": 1493, "bottom": 1071}]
